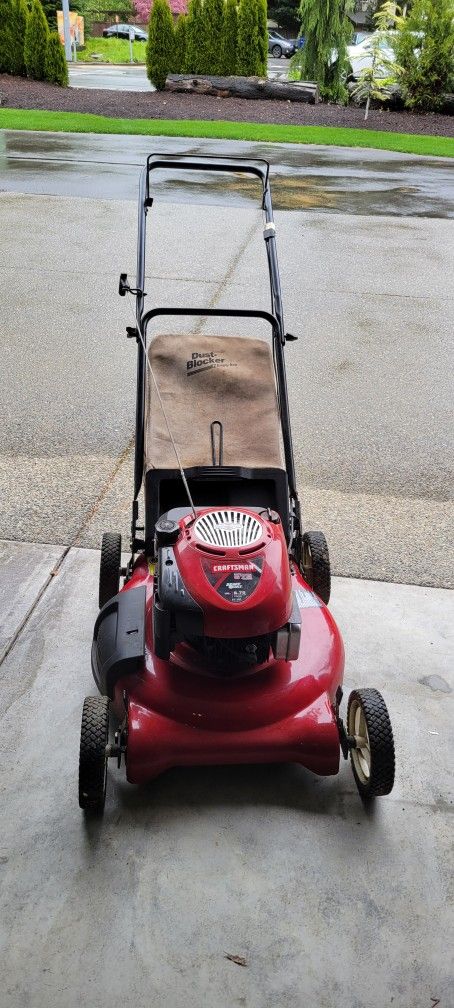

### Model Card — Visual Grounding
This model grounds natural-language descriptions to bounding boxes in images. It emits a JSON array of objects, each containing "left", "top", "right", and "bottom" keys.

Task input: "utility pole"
[{"left": 62, "top": 0, "right": 72, "bottom": 62}]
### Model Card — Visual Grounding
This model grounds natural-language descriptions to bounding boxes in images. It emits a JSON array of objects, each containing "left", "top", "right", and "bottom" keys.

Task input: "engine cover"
[{"left": 174, "top": 507, "right": 293, "bottom": 638}]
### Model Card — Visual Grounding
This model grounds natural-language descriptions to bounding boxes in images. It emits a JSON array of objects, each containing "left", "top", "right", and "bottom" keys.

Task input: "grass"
[
  {"left": 0, "top": 107, "right": 453, "bottom": 157},
  {"left": 76, "top": 37, "right": 146, "bottom": 64}
]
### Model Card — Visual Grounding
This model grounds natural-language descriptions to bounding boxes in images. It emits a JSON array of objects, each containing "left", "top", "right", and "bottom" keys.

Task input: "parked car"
[
  {"left": 347, "top": 33, "right": 395, "bottom": 79},
  {"left": 346, "top": 30, "right": 422, "bottom": 80},
  {"left": 268, "top": 31, "right": 295, "bottom": 59},
  {"left": 103, "top": 23, "right": 148, "bottom": 41}
]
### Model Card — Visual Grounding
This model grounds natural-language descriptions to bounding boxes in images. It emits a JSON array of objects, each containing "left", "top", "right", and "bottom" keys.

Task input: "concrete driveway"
[
  {"left": 0, "top": 540, "right": 453, "bottom": 1007},
  {"left": 0, "top": 131, "right": 453, "bottom": 1007},
  {"left": 2, "top": 130, "right": 453, "bottom": 217},
  {"left": 0, "top": 134, "right": 453, "bottom": 587}
]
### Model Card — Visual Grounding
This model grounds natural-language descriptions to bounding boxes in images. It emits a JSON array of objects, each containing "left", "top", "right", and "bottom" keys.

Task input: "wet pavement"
[
  {"left": 0, "top": 130, "right": 453, "bottom": 217},
  {"left": 68, "top": 63, "right": 154, "bottom": 91},
  {"left": 67, "top": 60, "right": 285, "bottom": 90}
]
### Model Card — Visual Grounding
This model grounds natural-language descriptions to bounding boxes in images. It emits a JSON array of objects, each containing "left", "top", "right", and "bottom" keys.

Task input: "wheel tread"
[
  {"left": 78, "top": 696, "right": 109, "bottom": 810},
  {"left": 348, "top": 688, "right": 395, "bottom": 798},
  {"left": 99, "top": 532, "right": 121, "bottom": 609},
  {"left": 302, "top": 530, "right": 331, "bottom": 604}
]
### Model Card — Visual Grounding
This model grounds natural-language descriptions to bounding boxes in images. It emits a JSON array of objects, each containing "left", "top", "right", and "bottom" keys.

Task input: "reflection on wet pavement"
[{"left": 1, "top": 130, "right": 453, "bottom": 217}]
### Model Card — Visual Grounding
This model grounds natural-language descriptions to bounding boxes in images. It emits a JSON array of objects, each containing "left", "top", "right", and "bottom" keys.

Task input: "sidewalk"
[{"left": 0, "top": 537, "right": 452, "bottom": 1007}]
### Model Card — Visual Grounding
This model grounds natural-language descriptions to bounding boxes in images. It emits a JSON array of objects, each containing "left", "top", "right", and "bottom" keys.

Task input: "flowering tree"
[{"left": 134, "top": 0, "right": 187, "bottom": 19}]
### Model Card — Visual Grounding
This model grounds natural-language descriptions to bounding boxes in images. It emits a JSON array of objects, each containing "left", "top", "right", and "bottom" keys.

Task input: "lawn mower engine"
[{"left": 152, "top": 507, "right": 301, "bottom": 672}]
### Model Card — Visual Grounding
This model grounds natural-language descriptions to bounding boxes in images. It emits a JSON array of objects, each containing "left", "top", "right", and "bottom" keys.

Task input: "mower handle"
[
  {"left": 140, "top": 307, "right": 280, "bottom": 340},
  {"left": 145, "top": 154, "right": 270, "bottom": 193}
]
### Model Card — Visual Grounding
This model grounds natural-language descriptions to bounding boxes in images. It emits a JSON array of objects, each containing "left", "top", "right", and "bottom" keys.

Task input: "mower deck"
[{"left": 104, "top": 558, "right": 344, "bottom": 784}]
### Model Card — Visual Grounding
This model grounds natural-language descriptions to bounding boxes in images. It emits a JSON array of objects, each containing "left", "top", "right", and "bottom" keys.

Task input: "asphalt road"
[
  {"left": 67, "top": 60, "right": 287, "bottom": 90},
  {"left": 1, "top": 133, "right": 453, "bottom": 587}
]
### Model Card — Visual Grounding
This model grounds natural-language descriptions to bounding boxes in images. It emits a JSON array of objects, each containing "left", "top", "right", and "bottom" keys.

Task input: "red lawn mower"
[{"left": 78, "top": 154, "right": 395, "bottom": 811}]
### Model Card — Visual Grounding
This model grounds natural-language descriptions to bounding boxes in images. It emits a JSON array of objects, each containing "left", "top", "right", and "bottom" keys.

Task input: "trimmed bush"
[
  {"left": 173, "top": 14, "right": 187, "bottom": 73},
  {"left": 45, "top": 31, "right": 68, "bottom": 85},
  {"left": 220, "top": 0, "right": 238, "bottom": 75},
  {"left": 237, "top": 0, "right": 259, "bottom": 76},
  {"left": 396, "top": 0, "right": 454, "bottom": 112},
  {"left": 256, "top": 0, "right": 268, "bottom": 77},
  {"left": 203, "top": 0, "right": 224, "bottom": 75},
  {"left": 24, "top": 0, "right": 49, "bottom": 81},
  {"left": 9, "top": 0, "right": 28, "bottom": 76},
  {"left": 0, "top": 0, "right": 14, "bottom": 74},
  {"left": 146, "top": 0, "right": 175, "bottom": 90},
  {"left": 185, "top": 0, "right": 204, "bottom": 73}
]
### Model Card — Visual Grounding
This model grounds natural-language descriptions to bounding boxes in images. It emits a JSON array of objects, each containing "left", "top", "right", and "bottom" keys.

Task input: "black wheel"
[
  {"left": 99, "top": 532, "right": 121, "bottom": 609},
  {"left": 301, "top": 530, "right": 330, "bottom": 604},
  {"left": 78, "top": 696, "right": 109, "bottom": 811},
  {"left": 347, "top": 689, "right": 395, "bottom": 799},
  {"left": 272, "top": 45, "right": 282, "bottom": 57}
]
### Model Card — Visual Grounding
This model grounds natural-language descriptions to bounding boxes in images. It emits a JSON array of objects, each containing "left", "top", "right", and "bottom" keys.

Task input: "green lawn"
[
  {"left": 77, "top": 37, "right": 146, "bottom": 64},
  {"left": 0, "top": 107, "right": 453, "bottom": 157}
]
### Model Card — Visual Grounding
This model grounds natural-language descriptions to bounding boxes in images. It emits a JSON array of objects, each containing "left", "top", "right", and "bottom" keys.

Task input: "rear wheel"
[
  {"left": 272, "top": 45, "right": 282, "bottom": 57},
  {"left": 347, "top": 689, "right": 395, "bottom": 799},
  {"left": 78, "top": 696, "right": 110, "bottom": 812},
  {"left": 301, "top": 530, "right": 330, "bottom": 604},
  {"left": 99, "top": 532, "right": 121, "bottom": 609}
]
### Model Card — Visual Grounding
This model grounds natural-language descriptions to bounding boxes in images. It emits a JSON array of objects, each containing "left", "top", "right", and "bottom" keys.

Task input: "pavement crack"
[
  {"left": 192, "top": 213, "right": 263, "bottom": 335},
  {"left": 70, "top": 434, "right": 135, "bottom": 548},
  {"left": 0, "top": 437, "right": 134, "bottom": 669},
  {"left": 0, "top": 546, "right": 69, "bottom": 668}
]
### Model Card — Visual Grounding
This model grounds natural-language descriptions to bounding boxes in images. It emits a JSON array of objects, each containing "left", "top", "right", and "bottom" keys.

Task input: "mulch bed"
[{"left": 1, "top": 74, "right": 453, "bottom": 137}]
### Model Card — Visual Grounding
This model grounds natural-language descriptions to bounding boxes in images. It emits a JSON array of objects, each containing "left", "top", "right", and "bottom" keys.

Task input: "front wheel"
[
  {"left": 78, "top": 696, "right": 110, "bottom": 812},
  {"left": 347, "top": 689, "right": 395, "bottom": 799}
]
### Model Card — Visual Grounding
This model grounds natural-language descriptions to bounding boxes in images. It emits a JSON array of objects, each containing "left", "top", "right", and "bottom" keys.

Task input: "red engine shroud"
[{"left": 173, "top": 508, "right": 293, "bottom": 638}]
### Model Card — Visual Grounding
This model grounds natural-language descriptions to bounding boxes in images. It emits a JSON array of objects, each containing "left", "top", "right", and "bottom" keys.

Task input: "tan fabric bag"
[{"left": 144, "top": 333, "right": 284, "bottom": 471}]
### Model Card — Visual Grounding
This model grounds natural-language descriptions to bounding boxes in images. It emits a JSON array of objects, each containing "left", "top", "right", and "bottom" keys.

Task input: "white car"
[
  {"left": 347, "top": 29, "right": 423, "bottom": 80},
  {"left": 347, "top": 33, "right": 396, "bottom": 80}
]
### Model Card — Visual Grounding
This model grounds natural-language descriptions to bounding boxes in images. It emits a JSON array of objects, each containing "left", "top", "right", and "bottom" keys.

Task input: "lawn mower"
[{"left": 78, "top": 154, "right": 395, "bottom": 811}]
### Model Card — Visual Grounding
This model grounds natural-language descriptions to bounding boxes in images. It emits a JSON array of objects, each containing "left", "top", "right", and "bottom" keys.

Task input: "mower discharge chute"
[{"left": 78, "top": 154, "right": 395, "bottom": 811}]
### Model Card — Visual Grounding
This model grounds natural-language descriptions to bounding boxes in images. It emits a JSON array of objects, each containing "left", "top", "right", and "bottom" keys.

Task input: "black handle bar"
[
  {"left": 146, "top": 154, "right": 270, "bottom": 188},
  {"left": 141, "top": 306, "right": 279, "bottom": 337}
]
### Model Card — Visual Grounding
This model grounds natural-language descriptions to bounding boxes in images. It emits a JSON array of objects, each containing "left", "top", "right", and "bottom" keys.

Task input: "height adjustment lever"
[{"left": 119, "top": 273, "right": 146, "bottom": 298}]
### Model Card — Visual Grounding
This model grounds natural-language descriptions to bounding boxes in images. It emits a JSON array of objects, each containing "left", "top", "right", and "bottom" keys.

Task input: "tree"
[
  {"left": 267, "top": 0, "right": 300, "bottom": 32},
  {"left": 76, "top": 0, "right": 135, "bottom": 34},
  {"left": 134, "top": 0, "right": 187, "bottom": 17},
  {"left": 24, "top": 0, "right": 49, "bottom": 81},
  {"left": 0, "top": 0, "right": 14, "bottom": 73},
  {"left": 173, "top": 13, "right": 187, "bottom": 72},
  {"left": 396, "top": 0, "right": 454, "bottom": 111},
  {"left": 256, "top": 0, "right": 268, "bottom": 77},
  {"left": 290, "top": 0, "right": 354, "bottom": 102},
  {"left": 237, "top": 0, "right": 259, "bottom": 76},
  {"left": 186, "top": 0, "right": 205, "bottom": 72},
  {"left": 203, "top": 0, "right": 224, "bottom": 74},
  {"left": 9, "top": 0, "right": 28, "bottom": 76},
  {"left": 41, "top": 0, "right": 58, "bottom": 29},
  {"left": 146, "top": 0, "right": 175, "bottom": 88},
  {"left": 220, "top": 0, "right": 238, "bottom": 74},
  {"left": 45, "top": 30, "right": 68, "bottom": 84},
  {"left": 351, "top": 2, "right": 403, "bottom": 119}
]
